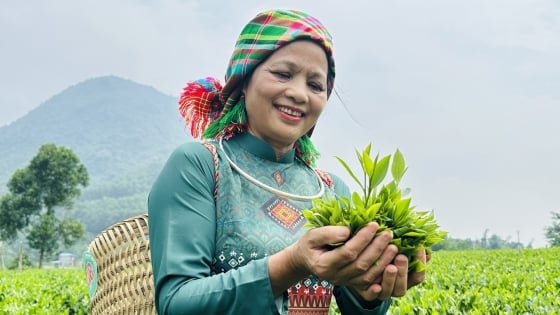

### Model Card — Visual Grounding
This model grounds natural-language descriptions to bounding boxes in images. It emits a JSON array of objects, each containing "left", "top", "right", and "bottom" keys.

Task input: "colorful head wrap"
[{"left": 179, "top": 9, "right": 335, "bottom": 166}]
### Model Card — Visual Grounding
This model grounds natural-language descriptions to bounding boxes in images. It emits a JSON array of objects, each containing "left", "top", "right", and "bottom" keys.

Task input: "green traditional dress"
[{"left": 148, "top": 133, "right": 391, "bottom": 315}]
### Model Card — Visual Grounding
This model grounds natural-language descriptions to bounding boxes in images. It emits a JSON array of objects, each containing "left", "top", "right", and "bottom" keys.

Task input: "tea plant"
[{"left": 304, "top": 144, "right": 447, "bottom": 271}]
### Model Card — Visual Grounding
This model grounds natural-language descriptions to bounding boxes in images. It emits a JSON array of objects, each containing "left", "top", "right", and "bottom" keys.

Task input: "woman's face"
[{"left": 243, "top": 40, "right": 329, "bottom": 154}]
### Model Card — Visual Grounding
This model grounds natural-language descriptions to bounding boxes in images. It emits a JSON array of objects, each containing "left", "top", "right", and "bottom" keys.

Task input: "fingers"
[
  {"left": 343, "top": 224, "right": 396, "bottom": 261},
  {"left": 306, "top": 225, "right": 351, "bottom": 249},
  {"left": 408, "top": 250, "right": 427, "bottom": 288},
  {"left": 335, "top": 228, "right": 396, "bottom": 288},
  {"left": 322, "top": 223, "right": 380, "bottom": 268},
  {"left": 290, "top": 225, "right": 351, "bottom": 278},
  {"left": 364, "top": 254, "right": 408, "bottom": 301},
  {"left": 357, "top": 242, "right": 397, "bottom": 285},
  {"left": 341, "top": 222, "right": 379, "bottom": 253},
  {"left": 391, "top": 254, "right": 409, "bottom": 296},
  {"left": 415, "top": 248, "right": 427, "bottom": 264},
  {"left": 374, "top": 264, "right": 397, "bottom": 300}
]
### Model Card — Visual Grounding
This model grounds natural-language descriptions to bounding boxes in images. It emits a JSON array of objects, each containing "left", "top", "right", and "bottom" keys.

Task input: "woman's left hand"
[{"left": 348, "top": 249, "right": 428, "bottom": 302}]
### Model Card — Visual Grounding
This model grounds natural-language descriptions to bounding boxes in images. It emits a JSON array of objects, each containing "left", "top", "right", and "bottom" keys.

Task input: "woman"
[{"left": 148, "top": 9, "right": 427, "bottom": 315}]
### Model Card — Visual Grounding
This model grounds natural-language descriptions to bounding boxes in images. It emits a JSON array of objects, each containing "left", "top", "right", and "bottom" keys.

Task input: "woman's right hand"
[
  {"left": 289, "top": 222, "right": 397, "bottom": 286},
  {"left": 268, "top": 222, "right": 401, "bottom": 298}
]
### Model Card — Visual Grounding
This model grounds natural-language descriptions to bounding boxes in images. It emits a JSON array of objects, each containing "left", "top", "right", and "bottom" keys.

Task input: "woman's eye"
[
  {"left": 309, "top": 82, "right": 325, "bottom": 92},
  {"left": 273, "top": 71, "right": 291, "bottom": 79}
]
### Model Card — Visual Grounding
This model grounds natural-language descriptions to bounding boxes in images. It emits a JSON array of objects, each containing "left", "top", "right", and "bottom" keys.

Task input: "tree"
[
  {"left": 0, "top": 143, "right": 88, "bottom": 267},
  {"left": 545, "top": 211, "right": 560, "bottom": 247},
  {"left": 481, "top": 228, "right": 489, "bottom": 249}
]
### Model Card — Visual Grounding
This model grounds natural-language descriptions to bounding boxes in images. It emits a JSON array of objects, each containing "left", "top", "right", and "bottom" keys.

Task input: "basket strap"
[
  {"left": 314, "top": 168, "right": 334, "bottom": 189},
  {"left": 201, "top": 141, "right": 219, "bottom": 199}
]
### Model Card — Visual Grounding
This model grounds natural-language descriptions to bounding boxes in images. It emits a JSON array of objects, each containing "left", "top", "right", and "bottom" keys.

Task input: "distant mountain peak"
[
  {"left": 0, "top": 76, "right": 188, "bottom": 189},
  {"left": 67, "top": 75, "right": 160, "bottom": 91}
]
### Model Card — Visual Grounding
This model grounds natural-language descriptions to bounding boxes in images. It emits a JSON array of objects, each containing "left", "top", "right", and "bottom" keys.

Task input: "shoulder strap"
[
  {"left": 201, "top": 141, "right": 219, "bottom": 199},
  {"left": 314, "top": 168, "right": 334, "bottom": 189}
]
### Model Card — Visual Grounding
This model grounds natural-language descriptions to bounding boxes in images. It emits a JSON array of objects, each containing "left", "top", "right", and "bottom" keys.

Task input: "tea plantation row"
[{"left": 1, "top": 247, "right": 559, "bottom": 314}]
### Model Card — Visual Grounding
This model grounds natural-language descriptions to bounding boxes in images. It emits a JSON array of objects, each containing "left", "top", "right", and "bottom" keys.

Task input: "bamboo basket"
[{"left": 85, "top": 214, "right": 157, "bottom": 315}]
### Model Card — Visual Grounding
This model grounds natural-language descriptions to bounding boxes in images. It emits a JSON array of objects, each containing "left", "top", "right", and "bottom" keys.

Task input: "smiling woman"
[{"left": 148, "top": 8, "right": 429, "bottom": 315}]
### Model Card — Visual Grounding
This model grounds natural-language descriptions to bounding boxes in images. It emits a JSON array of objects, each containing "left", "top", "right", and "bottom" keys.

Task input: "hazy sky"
[{"left": 1, "top": 0, "right": 559, "bottom": 247}]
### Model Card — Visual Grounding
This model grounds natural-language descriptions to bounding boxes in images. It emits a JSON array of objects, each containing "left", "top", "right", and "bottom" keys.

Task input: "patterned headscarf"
[{"left": 179, "top": 9, "right": 335, "bottom": 166}]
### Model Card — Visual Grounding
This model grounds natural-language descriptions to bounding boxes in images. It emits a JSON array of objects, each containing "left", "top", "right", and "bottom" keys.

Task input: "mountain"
[{"left": 0, "top": 76, "right": 190, "bottom": 237}]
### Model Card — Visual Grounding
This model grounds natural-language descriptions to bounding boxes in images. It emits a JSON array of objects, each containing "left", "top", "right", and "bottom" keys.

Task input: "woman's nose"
[{"left": 284, "top": 79, "right": 308, "bottom": 104}]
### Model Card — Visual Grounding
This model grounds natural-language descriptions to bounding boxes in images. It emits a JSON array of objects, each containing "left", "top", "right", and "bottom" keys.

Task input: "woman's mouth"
[{"left": 276, "top": 105, "right": 303, "bottom": 117}]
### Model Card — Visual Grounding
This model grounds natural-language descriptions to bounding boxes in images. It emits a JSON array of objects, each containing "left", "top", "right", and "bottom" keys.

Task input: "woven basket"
[{"left": 85, "top": 214, "right": 157, "bottom": 315}]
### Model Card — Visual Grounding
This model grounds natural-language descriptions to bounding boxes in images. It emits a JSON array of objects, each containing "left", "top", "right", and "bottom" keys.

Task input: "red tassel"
[{"left": 178, "top": 77, "right": 223, "bottom": 138}]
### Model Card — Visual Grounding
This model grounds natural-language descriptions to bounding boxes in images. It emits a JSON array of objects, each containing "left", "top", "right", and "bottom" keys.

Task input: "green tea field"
[
  {"left": 0, "top": 268, "right": 88, "bottom": 314},
  {"left": 1, "top": 247, "right": 559, "bottom": 314},
  {"left": 386, "top": 247, "right": 560, "bottom": 314}
]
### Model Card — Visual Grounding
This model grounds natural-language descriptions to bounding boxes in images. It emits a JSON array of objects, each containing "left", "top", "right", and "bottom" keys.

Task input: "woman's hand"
[
  {"left": 287, "top": 223, "right": 393, "bottom": 285},
  {"left": 285, "top": 223, "right": 429, "bottom": 302},
  {"left": 349, "top": 247, "right": 429, "bottom": 303}
]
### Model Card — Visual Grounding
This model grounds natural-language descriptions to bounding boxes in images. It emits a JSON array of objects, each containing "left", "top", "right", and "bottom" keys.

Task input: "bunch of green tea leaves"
[{"left": 302, "top": 144, "right": 447, "bottom": 272}]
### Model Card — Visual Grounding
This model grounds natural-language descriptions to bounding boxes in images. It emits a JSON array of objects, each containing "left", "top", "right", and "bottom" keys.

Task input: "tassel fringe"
[{"left": 178, "top": 77, "right": 223, "bottom": 138}]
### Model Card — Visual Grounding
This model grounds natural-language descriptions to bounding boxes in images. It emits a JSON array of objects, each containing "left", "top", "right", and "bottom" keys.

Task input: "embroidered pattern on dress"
[
  {"left": 273, "top": 170, "right": 284, "bottom": 186},
  {"left": 213, "top": 249, "right": 261, "bottom": 273},
  {"left": 288, "top": 275, "right": 333, "bottom": 315},
  {"left": 262, "top": 197, "right": 305, "bottom": 234}
]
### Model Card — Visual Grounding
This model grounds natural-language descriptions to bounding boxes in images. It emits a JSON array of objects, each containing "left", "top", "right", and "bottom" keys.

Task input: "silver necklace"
[{"left": 218, "top": 137, "right": 325, "bottom": 201}]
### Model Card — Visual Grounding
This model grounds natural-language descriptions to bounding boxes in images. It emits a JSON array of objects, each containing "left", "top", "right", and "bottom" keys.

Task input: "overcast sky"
[{"left": 1, "top": 0, "right": 559, "bottom": 247}]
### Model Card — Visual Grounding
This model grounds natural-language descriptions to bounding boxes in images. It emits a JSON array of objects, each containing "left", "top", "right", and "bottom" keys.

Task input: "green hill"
[{"left": 0, "top": 76, "right": 189, "bottom": 237}]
